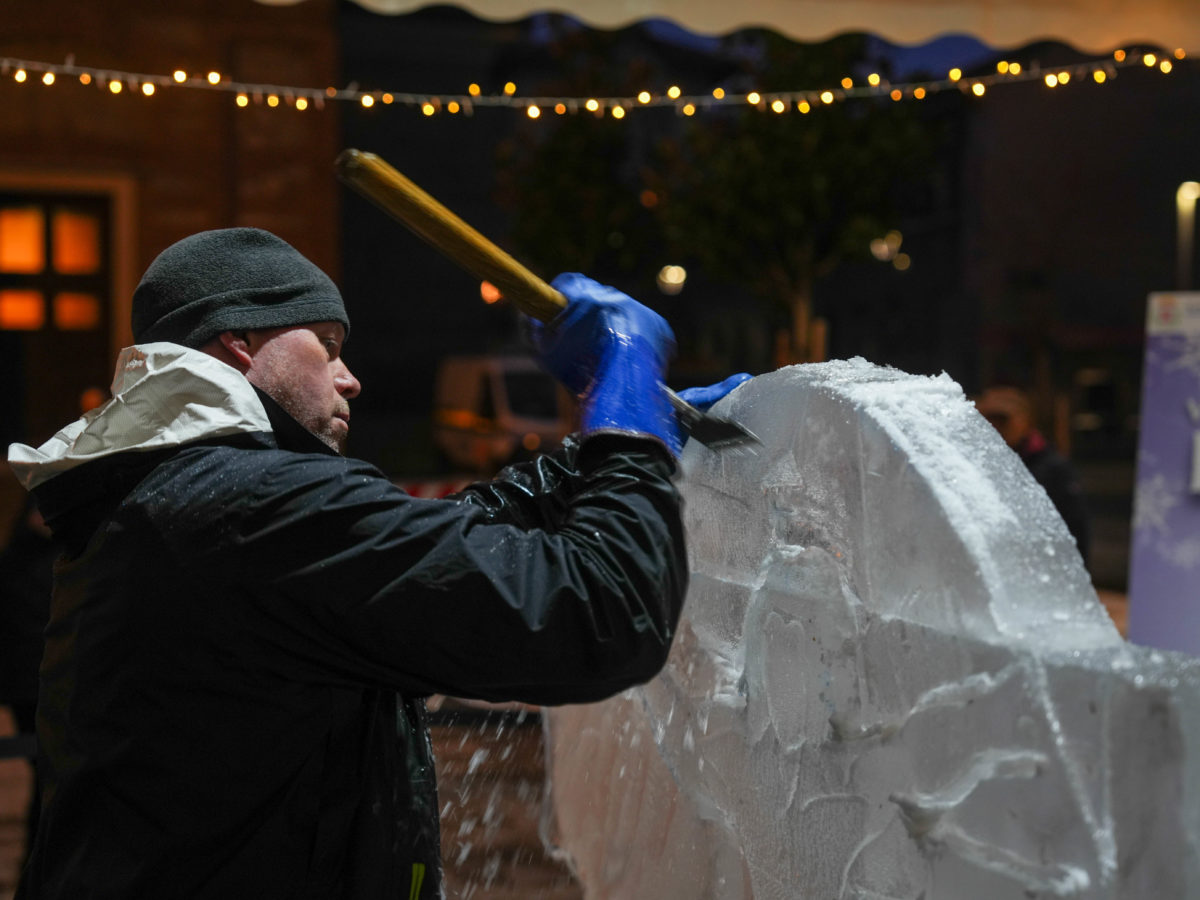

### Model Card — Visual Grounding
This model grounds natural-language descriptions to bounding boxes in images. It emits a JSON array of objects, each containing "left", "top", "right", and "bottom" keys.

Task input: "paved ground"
[{"left": 0, "top": 708, "right": 31, "bottom": 900}]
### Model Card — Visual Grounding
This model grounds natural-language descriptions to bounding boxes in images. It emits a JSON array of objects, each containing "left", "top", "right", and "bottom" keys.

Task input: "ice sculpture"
[{"left": 543, "top": 359, "right": 1200, "bottom": 899}]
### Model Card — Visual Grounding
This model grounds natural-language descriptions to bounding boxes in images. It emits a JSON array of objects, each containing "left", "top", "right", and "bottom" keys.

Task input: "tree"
[
  {"left": 497, "top": 25, "right": 940, "bottom": 366},
  {"left": 494, "top": 21, "right": 682, "bottom": 285},
  {"left": 648, "top": 32, "right": 937, "bottom": 364}
]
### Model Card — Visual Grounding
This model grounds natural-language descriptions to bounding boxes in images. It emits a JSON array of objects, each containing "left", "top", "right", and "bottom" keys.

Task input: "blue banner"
[{"left": 1128, "top": 292, "right": 1200, "bottom": 653}]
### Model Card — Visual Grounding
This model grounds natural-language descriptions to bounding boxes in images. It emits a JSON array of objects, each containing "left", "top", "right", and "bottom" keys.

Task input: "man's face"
[
  {"left": 977, "top": 389, "right": 1031, "bottom": 449},
  {"left": 243, "top": 322, "right": 361, "bottom": 453},
  {"left": 982, "top": 410, "right": 1027, "bottom": 448}
]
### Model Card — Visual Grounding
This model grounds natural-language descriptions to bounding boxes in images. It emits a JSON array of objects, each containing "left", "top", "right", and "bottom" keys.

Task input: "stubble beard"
[
  {"left": 315, "top": 423, "right": 348, "bottom": 455},
  {"left": 252, "top": 366, "right": 349, "bottom": 456}
]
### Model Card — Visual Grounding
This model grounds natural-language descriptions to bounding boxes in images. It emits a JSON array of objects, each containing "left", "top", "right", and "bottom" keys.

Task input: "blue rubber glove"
[
  {"left": 676, "top": 373, "right": 753, "bottom": 413},
  {"left": 529, "top": 273, "right": 677, "bottom": 451},
  {"left": 666, "top": 373, "right": 754, "bottom": 454}
]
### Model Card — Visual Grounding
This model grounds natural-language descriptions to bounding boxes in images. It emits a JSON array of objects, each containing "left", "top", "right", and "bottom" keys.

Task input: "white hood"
[{"left": 8, "top": 343, "right": 273, "bottom": 491}]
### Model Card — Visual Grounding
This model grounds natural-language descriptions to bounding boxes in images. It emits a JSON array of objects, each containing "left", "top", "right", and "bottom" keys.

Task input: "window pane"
[
  {"left": 54, "top": 292, "right": 101, "bottom": 330},
  {"left": 0, "top": 290, "right": 45, "bottom": 329},
  {"left": 53, "top": 210, "right": 101, "bottom": 274},
  {"left": 0, "top": 207, "right": 46, "bottom": 273}
]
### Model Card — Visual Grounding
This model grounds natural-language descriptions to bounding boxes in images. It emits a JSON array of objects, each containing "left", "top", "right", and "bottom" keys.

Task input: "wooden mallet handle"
[
  {"left": 336, "top": 149, "right": 758, "bottom": 450},
  {"left": 335, "top": 148, "right": 567, "bottom": 323}
]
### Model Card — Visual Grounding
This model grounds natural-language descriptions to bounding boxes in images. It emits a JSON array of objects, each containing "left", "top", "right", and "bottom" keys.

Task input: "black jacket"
[
  {"left": 9, "top": 344, "right": 687, "bottom": 899},
  {"left": 1017, "top": 431, "right": 1090, "bottom": 565}
]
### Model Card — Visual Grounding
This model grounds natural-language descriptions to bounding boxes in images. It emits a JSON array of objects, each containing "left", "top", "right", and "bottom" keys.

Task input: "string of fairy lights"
[{"left": 0, "top": 46, "right": 1188, "bottom": 119}]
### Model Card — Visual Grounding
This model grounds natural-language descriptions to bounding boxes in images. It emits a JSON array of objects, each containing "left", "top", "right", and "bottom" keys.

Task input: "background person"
[
  {"left": 976, "top": 385, "right": 1091, "bottom": 565},
  {"left": 7, "top": 227, "right": 748, "bottom": 900}
]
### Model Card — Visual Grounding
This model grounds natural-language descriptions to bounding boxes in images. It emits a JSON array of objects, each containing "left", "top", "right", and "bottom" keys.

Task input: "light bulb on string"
[{"left": 0, "top": 44, "right": 1172, "bottom": 124}]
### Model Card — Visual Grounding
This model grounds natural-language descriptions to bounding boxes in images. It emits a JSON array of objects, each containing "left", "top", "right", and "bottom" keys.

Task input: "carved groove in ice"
[{"left": 542, "top": 359, "right": 1200, "bottom": 899}]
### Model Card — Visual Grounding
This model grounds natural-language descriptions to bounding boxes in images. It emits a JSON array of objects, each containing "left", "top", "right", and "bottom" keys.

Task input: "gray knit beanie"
[{"left": 131, "top": 228, "right": 349, "bottom": 348}]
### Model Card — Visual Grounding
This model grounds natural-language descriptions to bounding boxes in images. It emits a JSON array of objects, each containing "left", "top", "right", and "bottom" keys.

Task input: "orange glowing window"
[
  {"left": 53, "top": 210, "right": 101, "bottom": 274},
  {"left": 0, "top": 207, "right": 46, "bottom": 273},
  {"left": 54, "top": 292, "right": 101, "bottom": 330},
  {"left": 0, "top": 290, "right": 46, "bottom": 329}
]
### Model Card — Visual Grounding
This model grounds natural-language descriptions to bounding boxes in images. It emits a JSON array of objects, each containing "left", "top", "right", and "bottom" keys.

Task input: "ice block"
[{"left": 543, "top": 360, "right": 1200, "bottom": 899}]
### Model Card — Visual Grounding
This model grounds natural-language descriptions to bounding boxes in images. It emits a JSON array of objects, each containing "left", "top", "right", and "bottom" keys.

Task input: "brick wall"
[{"left": 0, "top": 0, "right": 344, "bottom": 538}]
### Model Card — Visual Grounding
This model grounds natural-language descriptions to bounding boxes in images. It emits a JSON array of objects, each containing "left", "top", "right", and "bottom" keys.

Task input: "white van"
[{"left": 432, "top": 354, "right": 573, "bottom": 473}]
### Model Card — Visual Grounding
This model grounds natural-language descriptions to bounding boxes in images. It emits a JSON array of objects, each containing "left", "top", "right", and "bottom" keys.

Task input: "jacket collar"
[{"left": 8, "top": 343, "right": 274, "bottom": 491}]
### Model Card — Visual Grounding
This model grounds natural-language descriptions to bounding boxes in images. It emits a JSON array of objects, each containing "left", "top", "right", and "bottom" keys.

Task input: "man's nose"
[{"left": 335, "top": 360, "right": 362, "bottom": 399}]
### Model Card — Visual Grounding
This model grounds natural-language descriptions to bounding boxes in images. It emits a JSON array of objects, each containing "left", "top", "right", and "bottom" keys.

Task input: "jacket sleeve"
[{"left": 162, "top": 434, "right": 687, "bottom": 706}]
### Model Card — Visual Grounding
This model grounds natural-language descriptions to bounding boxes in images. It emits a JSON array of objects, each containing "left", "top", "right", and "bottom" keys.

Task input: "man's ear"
[{"left": 204, "top": 330, "right": 254, "bottom": 373}]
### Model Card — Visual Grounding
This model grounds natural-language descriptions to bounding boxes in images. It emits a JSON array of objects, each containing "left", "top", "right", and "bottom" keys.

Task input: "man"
[
  {"left": 7, "top": 228, "right": 748, "bottom": 899},
  {"left": 976, "top": 385, "right": 1091, "bottom": 565}
]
